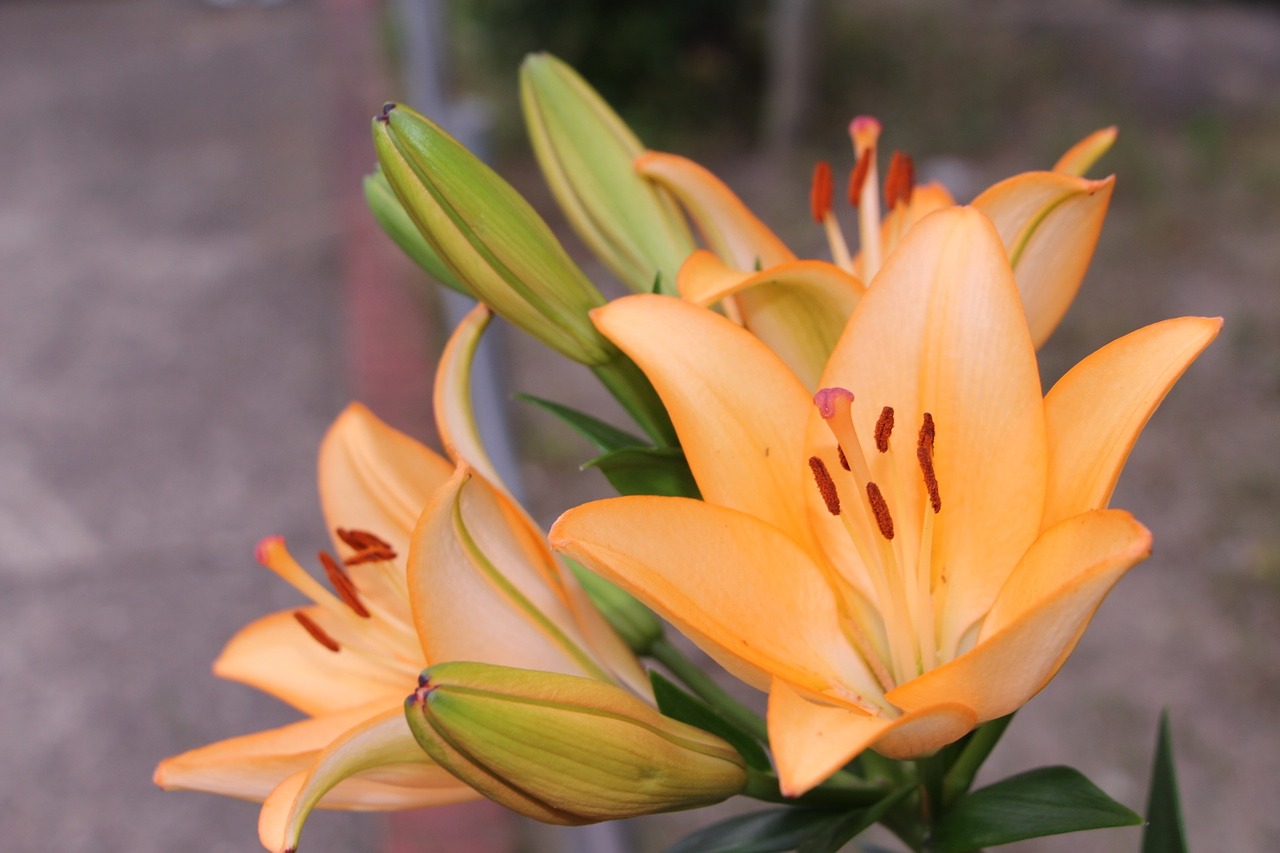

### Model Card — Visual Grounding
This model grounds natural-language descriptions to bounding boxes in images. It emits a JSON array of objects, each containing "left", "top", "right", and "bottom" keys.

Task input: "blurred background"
[{"left": 1, "top": 0, "right": 1277, "bottom": 851}]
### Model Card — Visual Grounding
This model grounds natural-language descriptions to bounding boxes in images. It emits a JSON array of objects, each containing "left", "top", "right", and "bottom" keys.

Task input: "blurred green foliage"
[{"left": 452, "top": 0, "right": 767, "bottom": 151}]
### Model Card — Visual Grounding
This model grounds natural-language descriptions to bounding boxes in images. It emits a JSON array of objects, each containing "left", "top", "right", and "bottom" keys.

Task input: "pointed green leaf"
[
  {"left": 650, "top": 670, "right": 770, "bottom": 771},
  {"left": 566, "top": 558, "right": 664, "bottom": 655},
  {"left": 1142, "top": 710, "right": 1188, "bottom": 853},
  {"left": 796, "top": 786, "right": 914, "bottom": 853},
  {"left": 584, "top": 446, "right": 700, "bottom": 498},
  {"left": 515, "top": 392, "right": 646, "bottom": 453},
  {"left": 666, "top": 808, "right": 848, "bottom": 853},
  {"left": 935, "top": 766, "right": 1142, "bottom": 852}
]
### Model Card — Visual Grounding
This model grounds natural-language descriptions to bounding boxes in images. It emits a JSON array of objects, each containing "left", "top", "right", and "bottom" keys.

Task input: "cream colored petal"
[
  {"left": 433, "top": 303, "right": 511, "bottom": 495},
  {"left": 818, "top": 207, "right": 1047, "bottom": 656},
  {"left": 591, "top": 294, "right": 818, "bottom": 552},
  {"left": 1052, "top": 127, "right": 1118, "bottom": 177},
  {"left": 767, "top": 681, "right": 975, "bottom": 796},
  {"left": 973, "top": 171, "right": 1115, "bottom": 347},
  {"left": 677, "top": 252, "right": 865, "bottom": 388},
  {"left": 318, "top": 403, "right": 453, "bottom": 560},
  {"left": 1042, "top": 317, "right": 1222, "bottom": 529},
  {"left": 635, "top": 151, "right": 795, "bottom": 270},
  {"left": 257, "top": 708, "right": 473, "bottom": 853},
  {"left": 552, "top": 496, "right": 878, "bottom": 699},
  {"left": 153, "top": 700, "right": 392, "bottom": 801},
  {"left": 213, "top": 609, "right": 412, "bottom": 716},
  {"left": 885, "top": 511, "right": 1151, "bottom": 722},
  {"left": 408, "top": 466, "right": 618, "bottom": 684}
]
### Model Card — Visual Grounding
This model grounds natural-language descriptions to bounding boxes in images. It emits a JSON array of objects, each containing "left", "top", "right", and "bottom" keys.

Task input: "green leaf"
[
  {"left": 934, "top": 766, "right": 1142, "bottom": 852},
  {"left": 1142, "top": 710, "right": 1188, "bottom": 853},
  {"left": 666, "top": 808, "right": 852, "bottom": 853},
  {"left": 650, "top": 671, "right": 770, "bottom": 771},
  {"left": 515, "top": 392, "right": 645, "bottom": 453},
  {"left": 666, "top": 788, "right": 911, "bottom": 853},
  {"left": 584, "top": 446, "right": 701, "bottom": 498},
  {"left": 796, "top": 786, "right": 914, "bottom": 853}
]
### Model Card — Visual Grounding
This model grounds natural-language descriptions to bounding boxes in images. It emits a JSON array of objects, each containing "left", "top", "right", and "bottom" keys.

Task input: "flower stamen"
[
  {"left": 865, "top": 482, "right": 894, "bottom": 539},
  {"left": 293, "top": 610, "right": 341, "bottom": 652},
  {"left": 874, "top": 406, "right": 894, "bottom": 453},
  {"left": 318, "top": 551, "right": 372, "bottom": 618},
  {"left": 810, "top": 160, "right": 853, "bottom": 270},
  {"left": 808, "top": 456, "right": 841, "bottom": 516}
]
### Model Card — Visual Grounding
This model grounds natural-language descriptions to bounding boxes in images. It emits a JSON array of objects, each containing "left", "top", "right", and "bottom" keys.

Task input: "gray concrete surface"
[
  {"left": 0, "top": 3, "right": 367, "bottom": 850},
  {"left": 2, "top": 2, "right": 1278, "bottom": 853}
]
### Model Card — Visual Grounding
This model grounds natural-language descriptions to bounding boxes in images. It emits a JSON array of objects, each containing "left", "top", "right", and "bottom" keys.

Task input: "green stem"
[
  {"left": 591, "top": 351, "right": 679, "bottom": 448},
  {"left": 649, "top": 638, "right": 768, "bottom": 742},
  {"left": 941, "top": 713, "right": 1014, "bottom": 807},
  {"left": 744, "top": 767, "right": 890, "bottom": 808}
]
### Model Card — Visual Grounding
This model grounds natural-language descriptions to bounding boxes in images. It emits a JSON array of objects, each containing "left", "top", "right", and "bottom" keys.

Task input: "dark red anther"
[
  {"left": 884, "top": 151, "right": 916, "bottom": 209},
  {"left": 866, "top": 482, "right": 895, "bottom": 540},
  {"left": 875, "top": 406, "right": 894, "bottom": 453},
  {"left": 810, "top": 161, "right": 834, "bottom": 223},
  {"left": 847, "top": 148, "right": 872, "bottom": 208},
  {"left": 809, "top": 456, "right": 842, "bottom": 516},
  {"left": 837, "top": 445, "right": 851, "bottom": 472},
  {"left": 917, "top": 413, "right": 941, "bottom": 513},
  {"left": 318, "top": 552, "right": 371, "bottom": 618},
  {"left": 294, "top": 611, "right": 340, "bottom": 652}
]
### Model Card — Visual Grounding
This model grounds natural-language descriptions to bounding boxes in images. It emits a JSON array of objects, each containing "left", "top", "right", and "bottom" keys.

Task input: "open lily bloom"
[
  {"left": 637, "top": 125, "right": 1117, "bottom": 386},
  {"left": 155, "top": 307, "right": 646, "bottom": 852},
  {"left": 551, "top": 207, "right": 1220, "bottom": 797}
]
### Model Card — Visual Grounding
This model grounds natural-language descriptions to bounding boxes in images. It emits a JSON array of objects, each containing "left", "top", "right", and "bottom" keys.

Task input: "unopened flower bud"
[
  {"left": 520, "top": 52, "right": 694, "bottom": 295},
  {"left": 405, "top": 662, "right": 747, "bottom": 824},
  {"left": 373, "top": 103, "right": 614, "bottom": 365}
]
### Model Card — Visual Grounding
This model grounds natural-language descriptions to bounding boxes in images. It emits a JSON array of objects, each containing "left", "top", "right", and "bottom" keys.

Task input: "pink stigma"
[{"left": 813, "top": 387, "right": 855, "bottom": 420}]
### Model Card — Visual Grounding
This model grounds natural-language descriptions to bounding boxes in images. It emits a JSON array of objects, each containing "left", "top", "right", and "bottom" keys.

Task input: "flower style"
[
  {"left": 154, "top": 306, "right": 646, "bottom": 852},
  {"left": 551, "top": 206, "right": 1220, "bottom": 796}
]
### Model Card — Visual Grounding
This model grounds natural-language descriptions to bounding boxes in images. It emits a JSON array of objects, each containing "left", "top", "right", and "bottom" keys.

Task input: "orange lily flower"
[
  {"left": 639, "top": 126, "right": 1117, "bottom": 386},
  {"left": 155, "top": 307, "right": 646, "bottom": 852},
  {"left": 551, "top": 206, "right": 1219, "bottom": 797}
]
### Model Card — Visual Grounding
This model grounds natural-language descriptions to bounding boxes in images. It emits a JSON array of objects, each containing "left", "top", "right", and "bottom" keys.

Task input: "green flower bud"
[
  {"left": 566, "top": 558, "right": 664, "bottom": 655},
  {"left": 520, "top": 53, "right": 695, "bottom": 296},
  {"left": 363, "top": 168, "right": 468, "bottom": 294},
  {"left": 373, "top": 102, "right": 613, "bottom": 365},
  {"left": 405, "top": 662, "right": 747, "bottom": 825}
]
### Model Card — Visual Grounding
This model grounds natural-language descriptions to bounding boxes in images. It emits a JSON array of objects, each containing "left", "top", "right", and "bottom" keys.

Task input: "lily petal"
[
  {"left": 858, "top": 182, "right": 956, "bottom": 278},
  {"left": 433, "top": 303, "right": 510, "bottom": 495},
  {"left": 154, "top": 701, "right": 391, "bottom": 801},
  {"left": 408, "top": 466, "right": 617, "bottom": 684},
  {"left": 886, "top": 510, "right": 1151, "bottom": 722},
  {"left": 819, "top": 207, "right": 1046, "bottom": 655},
  {"left": 677, "top": 251, "right": 865, "bottom": 388},
  {"left": 1052, "top": 127, "right": 1118, "bottom": 177},
  {"left": 552, "top": 496, "right": 877, "bottom": 698},
  {"left": 973, "top": 171, "right": 1115, "bottom": 347},
  {"left": 767, "top": 680, "right": 974, "bottom": 796},
  {"left": 213, "top": 609, "right": 412, "bottom": 716},
  {"left": 257, "top": 708, "right": 472, "bottom": 853},
  {"left": 591, "top": 294, "right": 818, "bottom": 552},
  {"left": 1042, "top": 316, "right": 1222, "bottom": 529},
  {"left": 318, "top": 403, "right": 453, "bottom": 561},
  {"left": 635, "top": 151, "right": 795, "bottom": 271}
]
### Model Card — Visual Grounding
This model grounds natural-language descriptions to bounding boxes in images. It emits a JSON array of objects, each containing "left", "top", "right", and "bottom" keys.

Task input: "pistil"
[{"left": 848, "top": 116, "right": 883, "bottom": 279}]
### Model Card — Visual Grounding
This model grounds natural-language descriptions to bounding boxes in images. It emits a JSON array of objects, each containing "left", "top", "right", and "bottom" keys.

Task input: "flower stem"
[
  {"left": 648, "top": 638, "right": 768, "bottom": 742},
  {"left": 744, "top": 767, "right": 890, "bottom": 808},
  {"left": 591, "top": 351, "right": 679, "bottom": 447}
]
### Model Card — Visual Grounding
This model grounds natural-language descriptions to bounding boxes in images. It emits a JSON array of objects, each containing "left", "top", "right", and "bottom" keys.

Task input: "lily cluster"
[{"left": 157, "top": 52, "right": 1218, "bottom": 852}]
